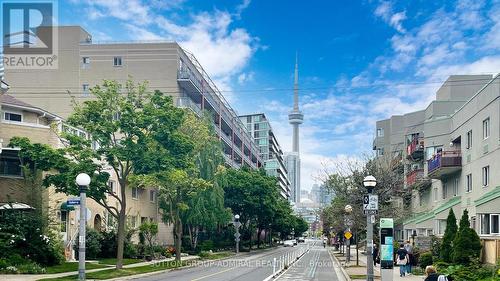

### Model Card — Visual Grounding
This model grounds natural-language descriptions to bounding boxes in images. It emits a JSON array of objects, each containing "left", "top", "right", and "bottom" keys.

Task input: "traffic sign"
[
  {"left": 67, "top": 198, "right": 80, "bottom": 206},
  {"left": 344, "top": 231, "right": 352, "bottom": 240},
  {"left": 363, "top": 194, "right": 379, "bottom": 210},
  {"left": 363, "top": 209, "right": 378, "bottom": 215},
  {"left": 234, "top": 232, "right": 241, "bottom": 239}
]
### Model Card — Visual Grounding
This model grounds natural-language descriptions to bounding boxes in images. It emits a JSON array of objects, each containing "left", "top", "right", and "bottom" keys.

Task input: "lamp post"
[
  {"left": 363, "top": 175, "right": 377, "bottom": 281},
  {"left": 411, "top": 230, "right": 417, "bottom": 247},
  {"left": 344, "top": 204, "right": 353, "bottom": 262},
  {"left": 76, "top": 173, "right": 91, "bottom": 281},
  {"left": 234, "top": 214, "right": 241, "bottom": 253}
]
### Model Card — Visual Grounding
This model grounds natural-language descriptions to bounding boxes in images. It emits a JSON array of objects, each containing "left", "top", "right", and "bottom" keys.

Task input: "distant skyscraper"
[{"left": 286, "top": 54, "right": 304, "bottom": 204}]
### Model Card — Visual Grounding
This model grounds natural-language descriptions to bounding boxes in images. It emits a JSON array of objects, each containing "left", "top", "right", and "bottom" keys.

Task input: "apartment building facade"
[
  {"left": 373, "top": 75, "right": 500, "bottom": 263},
  {"left": 0, "top": 95, "right": 173, "bottom": 260},
  {"left": 239, "top": 113, "right": 291, "bottom": 199},
  {"left": 5, "top": 26, "right": 262, "bottom": 170}
]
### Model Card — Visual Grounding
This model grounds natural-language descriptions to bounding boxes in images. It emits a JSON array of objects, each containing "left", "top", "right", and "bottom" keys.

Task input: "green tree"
[
  {"left": 452, "top": 209, "right": 482, "bottom": 265},
  {"left": 139, "top": 222, "right": 158, "bottom": 256},
  {"left": 9, "top": 80, "right": 186, "bottom": 268},
  {"left": 440, "top": 209, "right": 457, "bottom": 262},
  {"left": 293, "top": 216, "right": 309, "bottom": 236}
]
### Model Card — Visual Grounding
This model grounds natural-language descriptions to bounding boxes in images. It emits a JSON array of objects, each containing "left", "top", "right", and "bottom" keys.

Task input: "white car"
[{"left": 284, "top": 240, "right": 295, "bottom": 247}]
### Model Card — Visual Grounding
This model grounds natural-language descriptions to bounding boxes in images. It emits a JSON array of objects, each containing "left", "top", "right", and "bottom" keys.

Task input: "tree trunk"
[
  {"left": 116, "top": 208, "right": 126, "bottom": 269},
  {"left": 175, "top": 218, "right": 182, "bottom": 262},
  {"left": 257, "top": 228, "right": 261, "bottom": 249},
  {"left": 193, "top": 226, "right": 199, "bottom": 250},
  {"left": 188, "top": 224, "right": 194, "bottom": 249}
]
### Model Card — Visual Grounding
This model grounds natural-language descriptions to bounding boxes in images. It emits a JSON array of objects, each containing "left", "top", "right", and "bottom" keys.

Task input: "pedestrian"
[
  {"left": 404, "top": 240, "right": 413, "bottom": 275},
  {"left": 372, "top": 244, "right": 379, "bottom": 266},
  {"left": 424, "top": 265, "right": 451, "bottom": 281},
  {"left": 395, "top": 244, "right": 409, "bottom": 277}
]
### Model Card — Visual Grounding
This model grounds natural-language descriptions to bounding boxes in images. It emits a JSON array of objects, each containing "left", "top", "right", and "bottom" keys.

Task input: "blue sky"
[{"left": 59, "top": 0, "right": 500, "bottom": 191}]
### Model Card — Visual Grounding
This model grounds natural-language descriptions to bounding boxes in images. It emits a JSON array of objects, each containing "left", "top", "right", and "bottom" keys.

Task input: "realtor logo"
[{"left": 1, "top": 0, "right": 58, "bottom": 69}]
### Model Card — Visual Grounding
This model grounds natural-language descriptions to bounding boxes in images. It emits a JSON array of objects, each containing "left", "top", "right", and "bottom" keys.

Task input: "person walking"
[
  {"left": 404, "top": 240, "right": 414, "bottom": 275},
  {"left": 424, "top": 265, "right": 451, "bottom": 281},
  {"left": 395, "top": 244, "right": 409, "bottom": 277},
  {"left": 372, "top": 244, "right": 380, "bottom": 266}
]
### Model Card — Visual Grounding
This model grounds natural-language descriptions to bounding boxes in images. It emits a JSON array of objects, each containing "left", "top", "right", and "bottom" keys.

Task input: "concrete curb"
[
  {"left": 329, "top": 250, "right": 351, "bottom": 281},
  {"left": 262, "top": 247, "right": 310, "bottom": 281}
]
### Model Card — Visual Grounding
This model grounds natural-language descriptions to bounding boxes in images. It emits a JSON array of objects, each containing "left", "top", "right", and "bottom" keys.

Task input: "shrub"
[
  {"left": 99, "top": 229, "right": 137, "bottom": 258},
  {"left": 200, "top": 240, "right": 214, "bottom": 252},
  {"left": 443, "top": 259, "right": 496, "bottom": 281},
  {"left": 16, "top": 262, "right": 46, "bottom": 274},
  {"left": 198, "top": 251, "right": 210, "bottom": 258},
  {"left": 86, "top": 228, "right": 103, "bottom": 259},
  {"left": 419, "top": 252, "right": 433, "bottom": 269},
  {"left": 452, "top": 210, "right": 481, "bottom": 265},
  {"left": 440, "top": 209, "right": 457, "bottom": 262}
]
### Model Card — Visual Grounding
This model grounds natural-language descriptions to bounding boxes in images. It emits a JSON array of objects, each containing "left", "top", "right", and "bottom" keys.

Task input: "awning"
[
  {"left": 60, "top": 202, "right": 75, "bottom": 211},
  {"left": 433, "top": 196, "right": 461, "bottom": 219},
  {"left": 475, "top": 186, "right": 500, "bottom": 213},
  {"left": 0, "top": 202, "right": 35, "bottom": 210},
  {"left": 404, "top": 211, "right": 434, "bottom": 226}
]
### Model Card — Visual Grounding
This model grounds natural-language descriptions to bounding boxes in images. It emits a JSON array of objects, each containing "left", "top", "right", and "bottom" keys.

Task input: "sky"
[{"left": 58, "top": 0, "right": 500, "bottom": 191}]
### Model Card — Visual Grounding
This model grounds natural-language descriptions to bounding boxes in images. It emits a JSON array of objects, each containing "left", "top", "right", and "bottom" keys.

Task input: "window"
[
  {"left": 4, "top": 112, "right": 22, "bottom": 122},
  {"left": 481, "top": 214, "right": 490, "bottom": 234},
  {"left": 108, "top": 180, "right": 116, "bottom": 194},
  {"left": 438, "top": 219, "right": 447, "bottom": 235},
  {"left": 113, "top": 56, "right": 122, "bottom": 66},
  {"left": 60, "top": 210, "right": 68, "bottom": 232},
  {"left": 426, "top": 146, "right": 443, "bottom": 160},
  {"left": 433, "top": 187, "right": 438, "bottom": 201},
  {"left": 480, "top": 214, "right": 500, "bottom": 235},
  {"left": 466, "top": 174, "right": 472, "bottom": 193},
  {"left": 492, "top": 214, "right": 500, "bottom": 234},
  {"left": 442, "top": 183, "right": 447, "bottom": 199},
  {"left": 113, "top": 112, "right": 121, "bottom": 121},
  {"left": 0, "top": 149, "right": 22, "bottom": 177},
  {"left": 466, "top": 130, "right": 472, "bottom": 149},
  {"left": 82, "top": 84, "right": 89, "bottom": 95},
  {"left": 483, "top": 118, "right": 490, "bottom": 139},
  {"left": 377, "top": 128, "right": 384, "bottom": 137},
  {"left": 453, "top": 178, "right": 459, "bottom": 196},
  {"left": 149, "top": 190, "right": 156, "bottom": 202},
  {"left": 482, "top": 166, "right": 489, "bottom": 187},
  {"left": 377, "top": 148, "right": 384, "bottom": 156},
  {"left": 82, "top": 57, "right": 90, "bottom": 65},
  {"left": 130, "top": 216, "right": 137, "bottom": 228},
  {"left": 132, "top": 187, "right": 138, "bottom": 199}
]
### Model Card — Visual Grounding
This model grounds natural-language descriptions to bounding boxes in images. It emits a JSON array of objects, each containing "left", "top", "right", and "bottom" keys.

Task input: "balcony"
[
  {"left": 427, "top": 151, "right": 462, "bottom": 179},
  {"left": 406, "top": 169, "right": 424, "bottom": 186},
  {"left": 407, "top": 137, "right": 424, "bottom": 160},
  {"left": 176, "top": 97, "right": 201, "bottom": 116},
  {"left": 177, "top": 69, "right": 203, "bottom": 95}
]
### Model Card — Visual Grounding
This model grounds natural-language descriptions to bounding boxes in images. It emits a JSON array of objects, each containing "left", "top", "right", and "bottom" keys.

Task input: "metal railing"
[
  {"left": 407, "top": 137, "right": 424, "bottom": 157},
  {"left": 176, "top": 97, "right": 202, "bottom": 116},
  {"left": 427, "top": 151, "right": 462, "bottom": 174},
  {"left": 406, "top": 169, "right": 424, "bottom": 186}
]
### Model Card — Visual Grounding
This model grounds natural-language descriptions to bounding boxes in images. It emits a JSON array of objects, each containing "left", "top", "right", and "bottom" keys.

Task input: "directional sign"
[
  {"left": 234, "top": 232, "right": 241, "bottom": 239},
  {"left": 363, "top": 194, "right": 379, "bottom": 210},
  {"left": 234, "top": 221, "right": 242, "bottom": 229},
  {"left": 344, "top": 231, "right": 352, "bottom": 240},
  {"left": 67, "top": 198, "right": 80, "bottom": 206},
  {"left": 363, "top": 209, "right": 378, "bottom": 215}
]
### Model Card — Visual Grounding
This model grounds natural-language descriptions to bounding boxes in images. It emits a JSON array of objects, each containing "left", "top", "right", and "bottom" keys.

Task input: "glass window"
[
  {"left": 4, "top": 112, "right": 22, "bottom": 122},
  {"left": 466, "top": 130, "right": 472, "bottom": 149},
  {"left": 482, "top": 166, "right": 489, "bottom": 187},
  {"left": 438, "top": 219, "right": 447, "bottom": 235},
  {"left": 433, "top": 187, "right": 438, "bottom": 201},
  {"left": 0, "top": 150, "right": 22, "bottom": 177},
  {"left": 483, "top": 118, "right": 490, "bottom": 139},
  {"left": 149, "top": 190, "right": 156, "bottom": 202},
  {"left": 377, "top": 128, "right": 384, "bottom": 137},
  {"left": 132, "top": 187, "right": 138, "bottom": 199},
  {"left": 481, "top": 214, "right": 490, "bottom": 234},
  {"left": 453, "top": 178, "right": 459, "bottom": 196},
  {"left": 60, "top": 210, "right": 67, "bottom": 232},
  {"left": 108, "top": 180, "right": 115, "bottom": 194},
  {"left": 82, "top": 84, "right": 89, "bottom": 95},
  {"left": 113, "top": 56, "right": 122, "bottom": 66},
  {"left": 82, "top": 57, "right": 90, "bottom": 64},
  {"left": 442, "top": 183, "right": 447, "bottom": 199},
  {"left": 491, "top": 214, "right": 499, "bottom": 234},
  {"left": 466, "top": 174, "right": 472, "bottom": 193},
  {"left": 130, "top": 216, "right": 137, "bottom": 228}
]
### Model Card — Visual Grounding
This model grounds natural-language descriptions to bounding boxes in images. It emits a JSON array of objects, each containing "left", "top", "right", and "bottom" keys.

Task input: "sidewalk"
[
  {"left": 332, "top": 247, "right": 423, "bottom": 281},
  {"left": 1, "top": 255, "right": 200, "bottom": 281}
]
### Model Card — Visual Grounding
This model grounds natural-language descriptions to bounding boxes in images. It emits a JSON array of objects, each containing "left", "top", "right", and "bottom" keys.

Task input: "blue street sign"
[{"left": 67, "top": 198, "right": 80, "bottom": 206}]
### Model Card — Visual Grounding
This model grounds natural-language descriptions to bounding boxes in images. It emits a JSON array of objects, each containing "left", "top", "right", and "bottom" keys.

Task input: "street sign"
[
  {"left": 234, "top": 232, "right": 241, "bottom": 239},
  {"left": 67, "top": 198, "right": 80, "bottom": 206},
  {"left": 363, "top": 194, "right": 379, "bottom": 210},
  {"left": 363, "top": 209, "right": 378, "bottom": 215},
  {"left": 344, "top": 231, "right": 352, "bottom": 240},
  {"left": 234, "top": 221, "right": 242, "bottom": 229}
]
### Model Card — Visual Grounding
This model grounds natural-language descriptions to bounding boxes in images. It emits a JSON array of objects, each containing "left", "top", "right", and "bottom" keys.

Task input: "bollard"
[{"left": 273, "top": 257, "right": 276, "bottom": 274}]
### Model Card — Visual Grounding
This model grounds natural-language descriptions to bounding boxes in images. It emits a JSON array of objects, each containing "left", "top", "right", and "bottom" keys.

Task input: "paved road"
[
  {"left": 277, "top": 241, "right": 343, "bottom": 281},
  {"left": 136, "top": 243, "right": 310, "bottom": 281}
]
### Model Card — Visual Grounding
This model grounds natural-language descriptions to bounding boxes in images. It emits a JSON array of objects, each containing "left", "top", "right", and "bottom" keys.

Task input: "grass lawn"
[
  {"left": 44, "top": 262, "right": 109, "bottom": 274},
  {"left": 38, "top": 261, "right": 190, "bottom": 281},
  {"left": 96, "top": 258, "right": 143, "bottom": 266}
]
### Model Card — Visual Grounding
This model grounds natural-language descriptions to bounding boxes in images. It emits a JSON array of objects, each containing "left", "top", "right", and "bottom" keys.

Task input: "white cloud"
[
  {"left": 374, "top": 1, "right": 407, "bottom": 33},
  {"left": 237, "top": 72, "right": 254, "bottom": 84},
  {"left": 124, "top": 24, "right": 163, "bottom": 41}
]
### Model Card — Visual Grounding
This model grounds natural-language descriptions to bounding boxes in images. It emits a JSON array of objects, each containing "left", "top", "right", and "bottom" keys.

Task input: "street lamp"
[
  {"left": 412, "top": 230, "right": 417, "bottom": 247},
  {"left": 76, "top": 173, "right": 91, "bottom": 281},
  {"left": 363, "top": 175, "right": 377, "bottom": 281},
  {"left": 233, "top": 214, "right": 241, "bottom": 253},
  {"left": 344, "top": 204, "right": 353, "bottom": 262}
]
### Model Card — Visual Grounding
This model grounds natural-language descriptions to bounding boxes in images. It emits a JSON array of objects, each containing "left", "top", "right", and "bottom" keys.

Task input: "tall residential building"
[
  {"left": 373, "top": 74, "right": 500, "bottom": 264},
  {"left": 239, "top": 113, "right": 291, "bottom": 199},
  {"left": 4, "top": 26, "right": 262, "bottom": 170},
  {"left": 286, "top": 55, "right": 304, "bottom": 204}
]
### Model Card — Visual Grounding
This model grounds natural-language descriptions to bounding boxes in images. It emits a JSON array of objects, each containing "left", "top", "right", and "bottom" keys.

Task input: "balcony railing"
[
  {"left": 407, "top": 137, "right": 424, "bottom": 160},
  {"left": 176, "top": 97, "right": 202, "bottom": 116},
  {"left": 406, "top": 169, "right": 424, "bottom": 186},
  {"left": 427, "top": 151, "right": 462, "bottom": 178}
]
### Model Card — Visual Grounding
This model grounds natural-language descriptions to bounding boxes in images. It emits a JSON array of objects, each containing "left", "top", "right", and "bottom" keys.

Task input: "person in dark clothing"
[
  {"left": 395, "top": 244, "right": 409, "bottom": 277},
  {"left": 424, "top": 266, "right": 450, "bottom": 281},
  {"left": 372, "top": 244, "right": 379, "bottom": 266}
]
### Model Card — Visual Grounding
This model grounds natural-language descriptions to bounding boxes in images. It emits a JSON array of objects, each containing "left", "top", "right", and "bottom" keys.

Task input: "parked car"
[
  {"left": 284, "top": 240, "right": 295, "bottom": 247},
  {"left": 297, "top": 237, "right": 305, "bottom": 243}
]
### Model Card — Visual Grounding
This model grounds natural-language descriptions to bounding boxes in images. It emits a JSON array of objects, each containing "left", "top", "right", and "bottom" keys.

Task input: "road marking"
[
  {"left": 328, "top": 248, "right": 347, "bottom": 281},
  {"left": 190, "top": 266, "right": 237, "bottom": 281}
]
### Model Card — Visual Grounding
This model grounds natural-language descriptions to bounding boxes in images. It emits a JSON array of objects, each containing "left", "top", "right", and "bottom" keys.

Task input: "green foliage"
[
  {"left": 452, "top": 209, "right": 482, "bottom": 265},
  {"left": 418, "top": 252, "right": 433, "bottom": 269},
  {"left": 0, "top": 209, "right": 64, "bottom": 266},
  {"left": 139, "top": 222, "right": 158, "bottom": 256},
  {"left": 87, "top": 228, "right": 104, "bottom": 260},
  {"left": 440, "top": 209, "right": 457, "bottom": 262},
  {"left": 200, "top": 240, "right": 214, "bottom": 251},
  {"left": 443, "top": 259, "right": 496, "bottom": 281}
]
